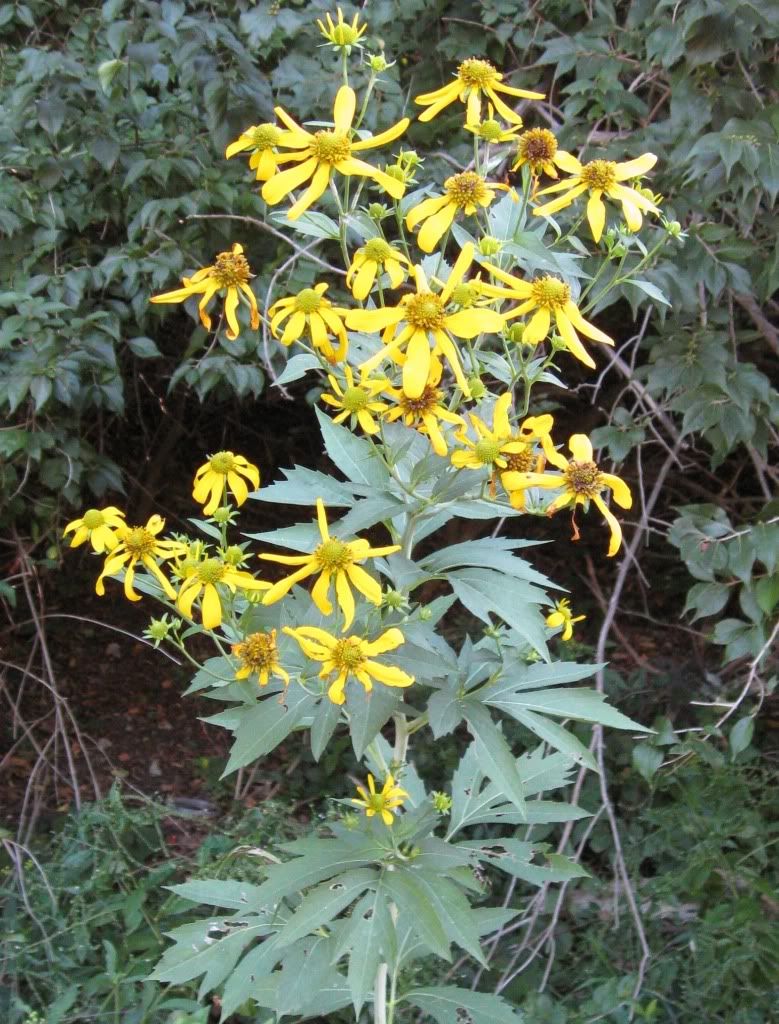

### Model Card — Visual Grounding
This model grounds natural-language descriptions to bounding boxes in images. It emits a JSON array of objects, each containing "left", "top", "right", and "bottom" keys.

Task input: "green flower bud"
[
  {"left": 368, "top": 53, "right": 389, "bottom": 72},
  {"left": 224, "top": 544, "right": 246, "bottom": 566},
  {"left": 432, "top": 791, "right": 452, "bottom": 813},
  {"left": 212, "top": 507, "right": 232, "bottom": 524},
  {"left": 419, "top": 607, "right": 432, "bottom": 621},
  {"left": 383, "top": 588, "right": 407, "bottom": 610},
  {"left": 466, "top": 375, "right": 487, "bottom": 400},
  {"left": 368, "top": 202, "right": 390, "bottom": 221},
  {"left": 478, "top": 235, "right": 502, "bottom": 256},
  {"left": 666, "top": 220, "right": 682, "bottom": 237}
]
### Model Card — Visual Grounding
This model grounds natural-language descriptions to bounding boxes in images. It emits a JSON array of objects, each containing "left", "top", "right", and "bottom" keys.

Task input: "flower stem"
[{"left": 374, "top": 963, "right": 389, "bottom": 1024}]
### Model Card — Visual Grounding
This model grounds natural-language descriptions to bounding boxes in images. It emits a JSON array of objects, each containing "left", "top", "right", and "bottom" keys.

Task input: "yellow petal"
[
  {"left": 333, "top": 85, "right": 356, "bottom": 134},
  {"left": 287, "top": 161, "right": 331, "bottom": 220},
  {"left": 614, "top": 153, "right": 657, "bottom": 181},
  {"left": 311, "top": 569, "right": 334, "bottom": 616},
  {"left": 600, "top": 472, "right": 633, "bottom": 509},
  {"left": 444, "top": 307, "right": 503, "bottom": 339},
  {"left": 261, "top": 157, "right": 318, "bottom": 206},
  {"left": 586, "top": 190, "right": 606, "bottom": 242},
  {"left": 523, "top": 307, "right": 551, "bottom": 345},
  {"left": 351, "top": 118, "right": 410, "bottom": 151},
  {"left": 346, "top": 563, "right": 382, "bottom": 605},
  {"left": 568, "top": 434, "right": 593, "bottom": 463},
  {"left": 417, "top": 201, "right": 457, "bottom": 253},
  {"left": 440, "top": 242, "right": 474, "bottom": 303},
  {"left": 334, "top": 571, "right": 355, "bottom": 630},
  {"left": 593, "top": 494, "right": 624, "bottom": 557},
  {"left": 224, "top": 288, "right": 240, "bottom": 340},
  {"left": 402, "top": 330, "right": 431, "bottom": 398},
  {"left": 201, "top": 583, "right": 223, "bottom": 629}
]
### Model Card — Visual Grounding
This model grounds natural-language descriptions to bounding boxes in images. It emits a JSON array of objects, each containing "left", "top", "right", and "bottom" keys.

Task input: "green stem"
[
  {"left": 393, "top": 200, "right": 412, "bottom": 261},
  {"left": 374, "top": 962, "right": 389, "bottom": 1024}
]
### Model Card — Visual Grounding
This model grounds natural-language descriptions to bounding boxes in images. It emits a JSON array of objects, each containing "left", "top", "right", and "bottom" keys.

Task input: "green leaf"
[
  {"left": 460, "top": 839, "right": 588, "bottom": 886},
  {"left": 347, "top": 683, "right": 400, "bottom": 758},
  {"left": 273, "top": 352, "right": 320, "bottom": 386},
  {"left": 316, "top": 407, "right": 388, "bottom": 487},
  {"left": 632, "top": 743, "right": 663, "bottom": 783},
  {"left": 383, "top": 870, "right": 451, "bottom": 960},
  {"left": 221, "top": 688, "right": 316, "bottom": 775},
  {"left": 274, "top": 869, "right": 378, "bottom": 949},
  {"left": 271, "top": 209, "right": 340, "bottom": 240},
  {"left": 90, "top": 136, "right": 120, "bottom": 170},
  {"left": 729, "top": 716, "right": 754, "bottom": 758},
  {"left": 449, "top": 568, "right": 549, "bottom": 656},
  {"left": 463, "top": 704, "right": 526, "bottom": 817},
  {"left": 504, "top": 709, "right": 598, "bottom": 771},
  {"left": 170, "top": 880, "right": 266, "bottom": 910},
  {"left": 625, "top": 278, "right": 671, "bottom": 306},
  {"left": 485, "top": 686, "right": 649, "bottom": 733},
  {"left": 405, "top": 986, "right": 524, "bottom": 1024},
  {"left": 151, "top": 916, "right": 273, "bottom": 995},
  {"left": 249, "top": 838, "right": 382, "bottom": 908},
  {"left": 126, "top": 335, "right": 161, "bottom": 359},
  {"left": 406, "top": 872, "right": 487, "bottom": 966}
]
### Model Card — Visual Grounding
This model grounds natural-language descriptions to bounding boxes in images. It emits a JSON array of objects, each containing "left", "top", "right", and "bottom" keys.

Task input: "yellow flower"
[
  {"left": 533, "top": 152, "right": 659, "bottom": 242},
  {"left": 260, "top": 498, "right": 399, "bottom": 630},
  {"left": 406, "top": 171, "right": 511, "bottom": 253},
  {"left": 149, "top": 243, "right": 260, "bottom": 341},
  {"left": 347, "top": 243, "right": 504, "bottom": 399},
  {"left": 63, "top": 507, "right": 125, "bottom": 553},
  {"left": 95, "top": 515, "right": 187, "bottom": 602},
  {"left": 282, "top": 625, "right": 414, "bottom": 705},
  {"left": 463, "top": 104, "right": 524, "bottom": 144},
  {"left": 320, "top": 365, "right": 389, "bottom": 435},
  {"left": 502, "top": 433, "right": 633, "bottom": 556},
  {"left": 481, "top": 264, "right": 614, "bottom": 369},
  {"left": 175, "top": 556, "right": 270, "bottom": 630},
  {"left": 511, "top": 128, "right": 569, "bottom": 180},
  {"left": 262, "top": 86, "right": 409, "bottom": 220},
  {"left": 268, "top": 283, "right": 349, "bottom": 363},
  {"left": 317, "top": 7, "right": 367, "bottom": 49},
  {"left": 193, "top": 451, "right": 260, "bottom": 516},
  {"left": 451, "top": 392, "right": 553, "bottom": 496},
  {"left": 351, "top": 773, "right": 408, "bottom": 826},
  {"left": 546, "top": 599, "right": 585, "bottom": 641},
  {"left": 232, "top": 629, "right": 290, "bottom": 687},
  {"left": 224, "top": 123, "right": 302, "bottom": 181},
  {"left": 346, "top": 237, "right": 412, "bottom": 300},
  {"left": 415, "top": 57, "right": 544, "bottom": 125},
  {"left": 382, "top": 358, "right": 464, "bottom": 456}
]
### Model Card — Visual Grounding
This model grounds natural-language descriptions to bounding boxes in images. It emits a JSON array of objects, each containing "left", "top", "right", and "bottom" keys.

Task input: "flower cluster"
[{"left": 68, "top": 11, "right": 670, "bottom": 844}]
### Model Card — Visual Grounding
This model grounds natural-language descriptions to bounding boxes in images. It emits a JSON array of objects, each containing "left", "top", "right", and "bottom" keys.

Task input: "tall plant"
[{"left": 64, "top": 9, "right": 678, "bottom": 1020}]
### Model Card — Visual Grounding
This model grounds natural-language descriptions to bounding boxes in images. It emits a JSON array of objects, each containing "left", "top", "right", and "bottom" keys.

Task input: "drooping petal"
[
  {"left": 586, "top": 190, "right": 606, "bottom": 242},
  {"left": 261, "top": 157, "right": 318, "bottom": 206},
  {"left": 201, "top": 584, "right": 223, "bottom": 629},
  {"left": 533, "top": 183, "right": 588, "bottom": 218},
  {"left": 492, "top": 392, "right": 512, "bottom": 437},
  {"left": 417, "top": 201, "right": 458, "bottom": 254},
  {"left": 336, "top": 157, "right": 406, "bottom": 200},
  {"left": 403, "top": 330, "right": 431, "bottom": 398},
  {"left": 346, "top": 305, "right": 404, "bottom": 332},
  {"left": 563, "top": 302, "right": 614, "bottom": 346},
  {"left": 224, "top": 288, "right": 240, "bottom": 339},
  {"left": 554, "top": 311, "right": 596, "bottom": 368},
  {"left": 440, "top": 242, "right": 475, "bottom": 303},
  {"left": 445, "top": 307, "right": 503, "bottom": 339},
  {"left": 311, "top": 569, "right": 334, "bottom": 616},
  {"left": 346, "top": 563, "right": 382, "bottom": 605},
  {"left": 287, "top": 161, "right": 331, "bottom": 220},
  {"left": 406, "top": 193, "right": 450, "bottom": 231},
  {"left": 523, "top": 307, "right": 551, "bottom": 345},
  {"left": 334, "top": 571, "right": 355, "bottom": 630},
  {"left": 262, "top": 563, "right": 318, "bottom": 604},
  {"left": 226, "top": 470, "right": 249, "bottom": 506},
  {"left": 600, "top": 472, "right": 633, "bottom": 509},
  {"left": 363, "top": 660, "right": 414, "bottom": 688},
  {"left": 553, "top": 151, "right": 583, "bottom": 175},
  {"left": 592, "top": 494, "right": 624, "bottom": 557}
]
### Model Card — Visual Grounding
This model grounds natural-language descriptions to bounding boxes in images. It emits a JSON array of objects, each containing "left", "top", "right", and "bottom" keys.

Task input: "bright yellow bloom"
[
  {"left": 95, "top": 515, "right": 187, "bottom": 602},
  {"left": 320, "top": 365, "right": 389, "bottom": 435},
  {"left": 63, "top": 507, "right": 125, "bottom": 553},
  {"left": 176, "top": 556, "right": 270, "bottom": 630},
  {"left": 262, "top": 86, "right": 409, "bottom": 220},
  {"left": 511, "top": 128, "right": 569, "bottom": 180},
  {"left": 260, "top": 498, "right": 399, "bottom": 630},
  {"left": 533, "top": 152, "right": 659, "bottom": 242},
  {"left": 546, "top": 598, "right": 585, "bottom": 641},
  {"left": 233, "top": 629, "right": 290, "bottom": 687},
  {"left": 382, "top": 358, "right": 464, "bottom": 456},
  {"left": 351, "top": 773, "right": 408, "bottom": 826},
  {"left": 224, "top": 123, "right": 302, "bottom": 181},
  {"left": 268, "top": 283, "right": 349, "bottom": 363},
  {"left": 481, "top": 263, "right": 614, "bottom": 369},
  {"left": 346, "top": 237, "right": 412, "bottom": 300},
  {"left": 193, "top": 452, "right": 260, "bottom": 516},
  {"left": 283, "top": 625, "right": 414, "bottom": 705},
  {"left": 451, "top": 392, "right": 553, "bottom": 496},
  {"left": 415, "top": 57, "right": 544, "bottom": 125},
  {"left": 406, "top": 171, "right": 511, "bottom": 253},
  {"left": 317, "top": 7, "right": 367, "bottom": 49},
  {"left": 149, "top": 243, "right": 260, "bottom": 341},
  {"left": 502, "top": 433, "right": 632, "bottom": 556},
  {"left": 463, "top": 104, "right": 524, "bottom": 144},
  {"left": 348, "top": 243, "right": 504, "bottom": 399}
]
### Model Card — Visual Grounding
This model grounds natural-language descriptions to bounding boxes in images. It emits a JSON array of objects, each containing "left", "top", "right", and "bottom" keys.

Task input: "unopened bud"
[
  {"left": 466, "top": 375, "right": 487, "bottom": 400},
  {"left": 478, "top": 235, "right": 502, "bottom": 256},
  {"left": 224, "top": 544, "right": 245, "bottom": 566},
  {"left": 368, "top": 202, "right": 390, "bottom": 221},
  {"left": 212, "top": 507, "right": 232, "bottom": 524},
  {"left": 432, "top": 791, "right": 452, "bottom": 813},
  {"left": 368, "top": 53, "right": 389, "bottom": 72},
  {"left": 666, "top": 220, "right": 682, "bottom": 237}
]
